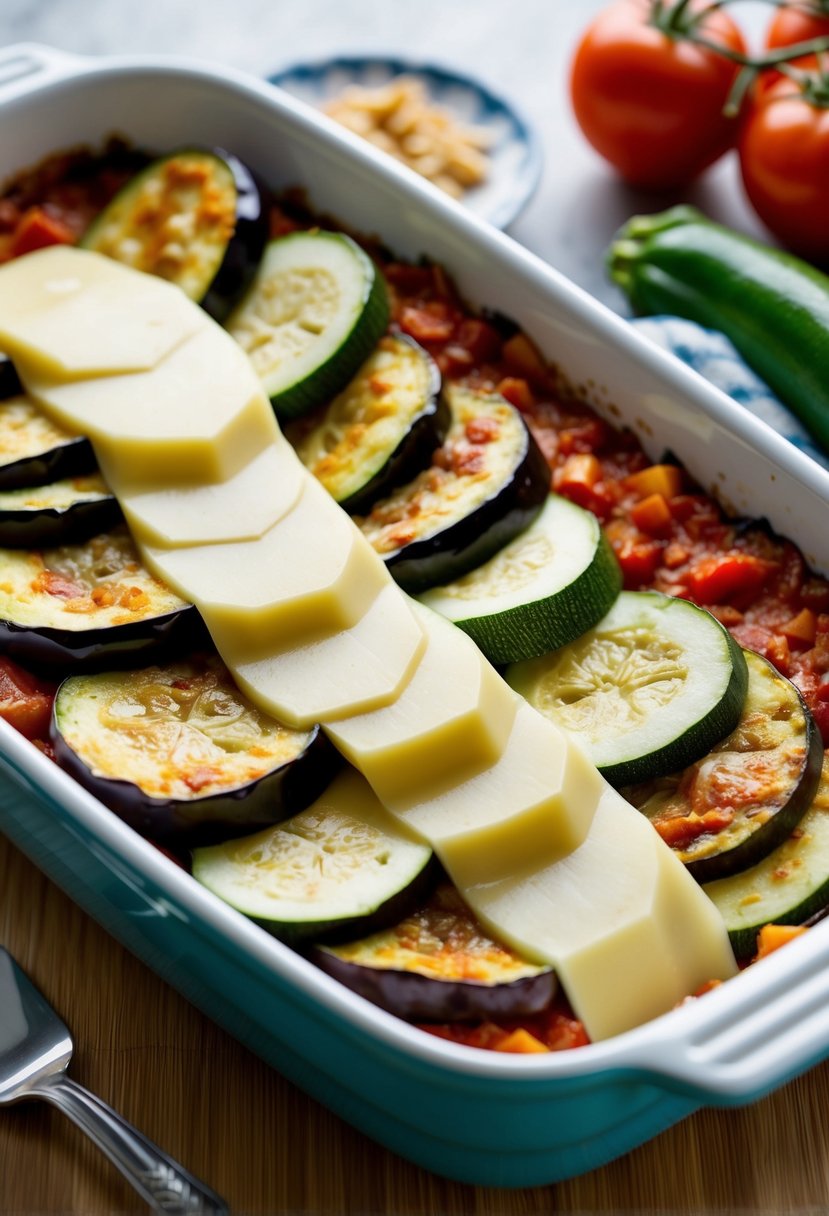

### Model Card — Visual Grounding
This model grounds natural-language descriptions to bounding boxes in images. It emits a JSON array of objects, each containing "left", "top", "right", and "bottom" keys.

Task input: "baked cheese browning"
[
  {"left": 0, "top": 473, "right": 110, "bottom": 513},
  {"left": 0, "top": 395, "right": 81, "bottom": 466},
  {"left": 357, "top": 389, "right": 525, "bottom": 555},
  {"left": 81, "top": 151, "right": 237, "bottom": 299},
  {"left": 55, "top": 658, "right": 316, "bottom": 802},
  {"left": 0, "top": 527, "right": 187, "bottom": 631}
]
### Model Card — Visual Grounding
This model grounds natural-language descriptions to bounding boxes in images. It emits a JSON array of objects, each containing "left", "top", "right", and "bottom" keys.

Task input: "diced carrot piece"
[
  {"left": 556, "top": 453, "right": 601, "bottom": 490},
  {"left": 495, "top": 1028, "right": 549, "bottom": 1054},
  {"left": 10, "top": 206, "right": 75, "bottom": 256},
  {"left": 780, "top": 607, "right": 818, "bottom": 647},
  {"left": 624, "top": 464, "right": 683, "bottom": 500},
  {"left": 496, "top": 376, "right": 535, "bottom": 412},
  {"left": 754, "top": 923, "right": 808, "bottom": 960},
  {"left": 630, "top": 492, "right": 673, "bottom": 537},
  {"left": 502, "top": 332, "right": 547, "bottom": 382}
]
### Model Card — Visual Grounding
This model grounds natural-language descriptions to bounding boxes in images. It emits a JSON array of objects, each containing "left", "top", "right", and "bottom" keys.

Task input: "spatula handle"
[{"left": 33, "top": 1072, "right": 228, "bottom": 1214}]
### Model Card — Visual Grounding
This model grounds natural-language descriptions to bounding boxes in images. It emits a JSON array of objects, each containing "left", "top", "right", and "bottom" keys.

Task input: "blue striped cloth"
[{"left": 631, "top": 315, "right": 829, "bottom": 472}]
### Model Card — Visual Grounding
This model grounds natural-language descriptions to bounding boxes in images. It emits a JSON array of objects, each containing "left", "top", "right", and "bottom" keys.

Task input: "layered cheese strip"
[{"left": 0, "top": 247, "right": 737, "bottom": 1038}]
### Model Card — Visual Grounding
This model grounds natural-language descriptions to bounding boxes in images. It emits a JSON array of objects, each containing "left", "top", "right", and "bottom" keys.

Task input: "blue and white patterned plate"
[{"left": 268, "top": 56, "right": 542, "bottom": 230}]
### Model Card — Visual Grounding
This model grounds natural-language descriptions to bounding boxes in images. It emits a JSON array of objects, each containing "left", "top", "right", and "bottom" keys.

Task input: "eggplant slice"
[
  {"left": 192, "top": 768, "right": 437, "bottom": 943},
  {"left": 357, "top": 384, "right": 551, "bottom": 593},
  {"left": 80, "top": 148, "right": 269, "bottom": 321},
  {"left": 0, "top": 525, "right": 201, "bottom": 672},
  {"left": 624, "top": 648, "right": 823, "bottom": 881},
  {"left": 0, "top": 394, "right": 96, "bottom": 491},
  {"left": 314, "top": 882, "right": 557, "bottom": 1022},
  {"left": 288, "top": 334, "right": 446, "bottom": 513},
  {"left": 0, "top": 473, "right": 121, "bottom": 548},
  {"left": 0, "top": 357, "right": 22, "bottom": 400},
  {"left": 51, "top": 654, "right": 340, "bottom": 844}
]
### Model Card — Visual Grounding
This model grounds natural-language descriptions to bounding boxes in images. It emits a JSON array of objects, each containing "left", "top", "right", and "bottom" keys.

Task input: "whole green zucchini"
[{"left": 607, "top": 206, "right": 829, "bottom": 454}]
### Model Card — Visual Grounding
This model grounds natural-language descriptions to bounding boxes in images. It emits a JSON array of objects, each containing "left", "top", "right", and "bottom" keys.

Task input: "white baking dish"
[{"left": 2, "top": 41, "right": 829, "bottom": 1188}]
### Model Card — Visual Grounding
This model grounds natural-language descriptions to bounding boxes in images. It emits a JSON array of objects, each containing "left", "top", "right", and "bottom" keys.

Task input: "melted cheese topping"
[
  {"left": 357, "top": 386, "right": 524, "bottom": 555},
  {"left": 0, "top": 473, "right": 110, "bottom": 512},
  {"left": 0, "top": 526, "right": 187, "bottom": 630},
  {"left": 57, "top": 658, "right": 314, "bottom": 801},
  {"left": 289, "top": 334, "right": 436, "bottom": 502},
  {"left": 0, "top": 394, "right": 80, "bottom": 465}
]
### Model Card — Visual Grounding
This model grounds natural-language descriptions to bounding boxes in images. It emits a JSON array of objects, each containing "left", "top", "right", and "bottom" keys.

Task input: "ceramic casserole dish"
[{"left": 3, "top": 41, "right": 829, "bottom": 1189}]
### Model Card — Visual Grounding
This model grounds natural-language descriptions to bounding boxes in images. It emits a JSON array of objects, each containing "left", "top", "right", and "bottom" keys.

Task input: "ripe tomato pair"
[
  {"left": 569, "top": 0, "right": 746, "bottom": 190},
  {"left": 570, "top": 1, "right": 829, "bottom": 260},
  {"left": 740, "top": 4, "right": 829, "bottom": 262}
]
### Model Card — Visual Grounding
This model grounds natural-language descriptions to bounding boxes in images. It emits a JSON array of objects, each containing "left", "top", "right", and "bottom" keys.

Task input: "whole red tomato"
[
  {"left": 570, "top": 0, "right": 747, "bottom": 190},
  {"left": 766, "top": 3, "right": 829, "bottom": 52},
  {"left": 739, "top": 74, "right": 829, "bottom": 261}
]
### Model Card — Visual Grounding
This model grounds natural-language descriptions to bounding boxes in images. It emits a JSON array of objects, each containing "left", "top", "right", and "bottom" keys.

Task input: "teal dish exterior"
[
  {"left": 3, "top": 42, "right": 829, "bottom": 1189},
  {"left": 0, "top": 745, "right": 699, "bottom": 1187}
]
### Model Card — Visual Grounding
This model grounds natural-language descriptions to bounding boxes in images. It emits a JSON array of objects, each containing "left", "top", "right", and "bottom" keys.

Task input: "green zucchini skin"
[
  {"left": 704, "top": 757, "right": 829, "bottom": 957},
  {"left": 608, "top": 206, "right": 829, "bottom": 452},
  {"left": 624, "top": 650, "right": 824, "bottom": 883}
]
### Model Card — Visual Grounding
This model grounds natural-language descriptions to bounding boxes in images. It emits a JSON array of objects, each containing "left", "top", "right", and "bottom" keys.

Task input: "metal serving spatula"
[{"left": 0, "top": 946, "right": 228, "bottom": 1214}]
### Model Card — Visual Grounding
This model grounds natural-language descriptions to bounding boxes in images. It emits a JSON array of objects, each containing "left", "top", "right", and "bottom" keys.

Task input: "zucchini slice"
[
  {"left": 51, "top": 655, "right": 339, "bottom": 844},
  {"left": 358, "top": 384, "right": 551, "bottom": 594},
  {"left": 419, "top": 493, "right": 621, "bottom": 664},
  {"left": 192, "top": 769, "right": 436, "bottom": 943},
  {"left": 624, "top": 650, "right": 823, "bottom": 882},
  {"left": 0, "top": 474, "right": 121, "bottom": 548},
  {"left": 507, "top": 590, "right": 749, "bottom": 787},
  {"left": 704, "top": 757, "right": 829, "bottom": 957},
  {"left": 0, "top": 526, "right": 200, "bottom": 672},
  {"left": 287, "top": 334, "right": 445, "bottom": 513},
  {"left": 314, "top": 883, "right": 556, "bottom": 1022},
  {"left": 0, "top": 394, "right": 95, "bottom": 491},
  {"left": 226, "top": 231, "right": 390, "bottom": 420},
  {"left": 80, "top": 148, "right": 268, "bottom": 320}
]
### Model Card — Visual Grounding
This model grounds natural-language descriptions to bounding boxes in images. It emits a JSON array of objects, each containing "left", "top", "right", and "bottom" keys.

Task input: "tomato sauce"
[{"left": 3, "top": 145, "right": 828, "bottom": 1055}]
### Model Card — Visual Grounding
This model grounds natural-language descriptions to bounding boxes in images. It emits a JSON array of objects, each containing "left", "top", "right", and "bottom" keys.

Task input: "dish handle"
[
  {"left": 615, "top": 926, "right": 829, "bottom": 1104},
  {"left": 0, "top": 43, "right": 88, "bottom": 103}
]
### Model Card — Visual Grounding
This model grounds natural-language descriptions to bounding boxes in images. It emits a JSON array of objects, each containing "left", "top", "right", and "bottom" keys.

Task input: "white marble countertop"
[{"left": 0, "top": 0, "right": 771, "bottom": 311}]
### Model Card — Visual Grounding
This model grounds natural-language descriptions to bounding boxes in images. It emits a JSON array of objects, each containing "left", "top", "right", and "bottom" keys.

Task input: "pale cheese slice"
[
  {"left": 388, "top": 701, "right": 602, "bottom": 880},
  {"left": 145, "top": 475, "right": 388, "bottom": 652},
  {"left": 233, "top": 582, "right": 427, "bottom": 727},
  {"left": 326, "top": 602, "right": 518, "bottom": 803},
  {"left": 113, "top": 439, "right": 305, "bottom": 548},
  {"left": 0, "top": 246, "right": 203, "bottom": 376},
  {"left": 21, "top": 326, "right": 278, "bottom": 486},
  {"left": 463, "top": 785, "right": 738, "bottom": 1041}
]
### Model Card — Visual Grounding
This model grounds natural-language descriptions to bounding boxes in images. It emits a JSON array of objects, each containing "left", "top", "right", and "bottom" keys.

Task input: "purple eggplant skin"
[
  {"left": 51, "top": 711, "right": 343, "bottom": 846},
  {"left": 0, "top": 434, "right": 97, "bottom": 493},
  {"left": 0, "top": 602, "right": 207, "bottom": 676},
  {"left": 313, "top": 946, "right": 557, "bottom": 1022},
  {"left": 0, "top": 359, "right": 22, "bottom": 400},
  {"left": 199, "top": 150, "right": 270, "bottom": 323},
  {"left": 384, "top": 420, "right": 552, "bottom": 595},
  {"left": 339, "top": 343, "right": 447, "bottom": 515},
  {"left": 0, "top": 493, "right": 122, "bottom": 549}
]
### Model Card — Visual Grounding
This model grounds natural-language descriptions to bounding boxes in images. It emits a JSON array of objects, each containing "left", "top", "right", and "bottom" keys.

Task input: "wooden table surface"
[{"left": 3, "top": 832, "right": 829, "bottom": 1215}]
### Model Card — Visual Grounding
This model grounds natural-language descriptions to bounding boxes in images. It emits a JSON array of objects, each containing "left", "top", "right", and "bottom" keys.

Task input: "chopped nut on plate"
[{"left": 324, "top": 75, "right": 492, "bottom": 199}]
